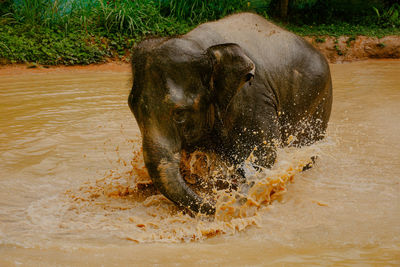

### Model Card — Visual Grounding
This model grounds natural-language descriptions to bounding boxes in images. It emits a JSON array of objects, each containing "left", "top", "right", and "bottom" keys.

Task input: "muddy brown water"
[{"left": 0, "top": 60, "right": 399, "bottom": 265}]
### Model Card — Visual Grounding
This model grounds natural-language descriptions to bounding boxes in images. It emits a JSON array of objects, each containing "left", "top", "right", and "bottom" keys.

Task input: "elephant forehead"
[{"left": 164, "top": 77, "right": 201, "bottom": 107}]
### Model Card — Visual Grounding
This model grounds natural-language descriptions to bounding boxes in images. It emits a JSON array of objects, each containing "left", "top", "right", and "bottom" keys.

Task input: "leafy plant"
[
  {"left": 0, "top": 24, "right": 106, "bottom": 65},
  {"left": 1, "top": 0, "right": 400, "bottom": 65},
  {"left": 377, "top": 42, "right": 386, "bottom": 48},
  {"left": 334, "top": 44, "right": 343, "bottom": 56},
  {"left": 346, "top": 36, "right": 355, "bottom": 47},
  {"left": 159, "top": 0, "right": 250, "bottom": 23},
  {"left": 373, "top": 3, "right": 400, "bottom": 28}
]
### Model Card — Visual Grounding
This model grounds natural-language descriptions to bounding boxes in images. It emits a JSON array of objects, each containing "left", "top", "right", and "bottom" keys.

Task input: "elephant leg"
[{"left": 224, "top": 104, "right": 281, "bottom": 173}]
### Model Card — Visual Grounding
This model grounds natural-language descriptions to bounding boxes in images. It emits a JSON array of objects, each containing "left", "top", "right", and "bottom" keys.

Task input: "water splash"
[{"left": 26, "top": 136, "right": 320, "bottom": 243}]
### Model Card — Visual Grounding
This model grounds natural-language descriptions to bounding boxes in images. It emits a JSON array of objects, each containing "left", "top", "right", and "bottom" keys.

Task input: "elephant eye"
[
  {"left": 173, "top": 108, "right": 187, "bottom": 124},
  {"left": 245, "top": 73, "right": 254, "bottom": 82}
]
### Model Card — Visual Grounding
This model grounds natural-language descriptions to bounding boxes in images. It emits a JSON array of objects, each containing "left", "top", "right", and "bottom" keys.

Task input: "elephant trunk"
[{"left": 142, "top": 137, "right": 215, "bottom": 215}]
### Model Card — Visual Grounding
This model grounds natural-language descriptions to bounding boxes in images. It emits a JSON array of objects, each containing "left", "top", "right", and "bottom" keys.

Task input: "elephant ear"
[{"left": 206, "top": 43, "right": 255, "bottom": 115}]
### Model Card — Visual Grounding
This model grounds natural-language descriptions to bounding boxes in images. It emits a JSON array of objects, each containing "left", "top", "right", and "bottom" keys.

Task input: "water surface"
[{"left": 0, "top": 61, "right": 399, "bottom": 265}]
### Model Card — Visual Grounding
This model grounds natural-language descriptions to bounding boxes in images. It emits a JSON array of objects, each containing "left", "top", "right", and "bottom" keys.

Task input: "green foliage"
[
  {"left": 0, "top": 0, "right": 13, "bottom": 16},
  {"left": 0, "top": 0, "right": 194, "bottom": 64},
  {"left": 159, "top": 0, "right": 250, "bottom": 23},
  {"left": 286, "top": 0, "right": 381, "bottom": 24},
  {"left": 284, "top": 22, "right": 400, "bottom": 37},
  {"left": 377, "top": 42, "right": 386, "bottom": 48},
  {"left": 7, "top": 0, "right": 189, "bottom": 35},
  {"left": 373, "top": 3, "right": 400, "bottom": 28},
  {"left": 346, "top": 36, "right": 356, "bottom": 47},
  {"left": 0, "top": 24, "right": 106, "bottom": 65},
  {"left": 334, "top": 44, "right": 343, "bottom": 55},
  {"left": 0, "top": 0, "right": 399, "bottom": 65},
  {"left": 95, "top": 0, "right": 185, "bottom": 36}
]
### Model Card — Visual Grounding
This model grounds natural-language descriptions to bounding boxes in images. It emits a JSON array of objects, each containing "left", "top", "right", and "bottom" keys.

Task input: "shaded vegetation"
[
  {"left": 284, "top": 22, "right": 400, "bottom": 37},
  {"left": 0, "top": 0, "right": 399, "bottom": 65}
]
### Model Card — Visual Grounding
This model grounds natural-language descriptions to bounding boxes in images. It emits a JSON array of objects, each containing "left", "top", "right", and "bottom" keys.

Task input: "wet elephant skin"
[{"left": 128, "top": 13, "right": 333, "bottom": 215}]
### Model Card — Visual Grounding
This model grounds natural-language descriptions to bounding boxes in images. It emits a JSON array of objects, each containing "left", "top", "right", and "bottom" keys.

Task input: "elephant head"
[{"left": 128, "top": 38, "right": 255, "bottom": 215}]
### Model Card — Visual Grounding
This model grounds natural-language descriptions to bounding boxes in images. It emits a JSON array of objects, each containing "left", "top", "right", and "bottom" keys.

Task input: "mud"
[{"left": 304, "top": 35, "right": 400, "bottom": 63}]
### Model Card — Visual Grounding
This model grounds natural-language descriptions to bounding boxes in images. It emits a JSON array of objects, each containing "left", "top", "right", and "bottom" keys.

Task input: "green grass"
[
  {"left": 0, "top": 0, "right": 399, "bottom": 65},
  {"left": 0, "top": 0, "right": 195, "bottom": 65},
  {"left": 159, "top": 0, "right": 250, "bottom": 23},
  {"left": 283, "top": 22, "right": 400, "bottom": 38},
  {"left": 5, "top": 0, "right": 192, "bottom": 36},
  {"left": 0, "top": 24, "right": 106, "bottom": 65}
]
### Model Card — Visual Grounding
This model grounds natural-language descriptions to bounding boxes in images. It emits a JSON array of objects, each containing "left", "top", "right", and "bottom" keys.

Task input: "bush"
[
  {"left": 0, "top": 24, "right": 106, "bottom": 65},
  {"left": 0, "top": 0, "right": 195, "bottom": 64},
  {"left": 373, "top": 3, "right": 400, "bottom": 28},
  {"left": 7, "top": 0, "right": 189, "bottom": 36},
  {"left": 159, "top": 0, "right": 250, "bottom": 23},
  {"left": 0, "top": 0, "right": 399, "bottom": 65},
  {"left": 286, "top": 0, "right": 385, "bottom": 25}
]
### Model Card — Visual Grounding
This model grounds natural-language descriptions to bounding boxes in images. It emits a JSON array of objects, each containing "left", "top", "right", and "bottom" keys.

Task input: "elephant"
[{"left": 128, "top": 13, "right": 332, "bottom": 215}]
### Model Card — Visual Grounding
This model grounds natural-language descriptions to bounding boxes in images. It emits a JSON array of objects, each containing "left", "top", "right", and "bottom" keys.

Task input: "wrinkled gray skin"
[{"left": 128, "top": 13, "right": 332, "bottom": 215}]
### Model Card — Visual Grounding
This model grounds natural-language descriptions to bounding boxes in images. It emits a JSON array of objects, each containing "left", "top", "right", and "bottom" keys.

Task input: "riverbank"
[
  {"left": 305, "top": 35, "right": 400, "bottom": 63},
  {"left": 1, "top": 34, "right": 399, "bottom": 70},
  {"left": 2, "top": 59, "right": 400, "bottom": 78},
  {"left": 1, "top": 0, "right": 399, "bottom": 66},
  {"left": 0, "top": 61, "right": 131, "bottom": 75}
]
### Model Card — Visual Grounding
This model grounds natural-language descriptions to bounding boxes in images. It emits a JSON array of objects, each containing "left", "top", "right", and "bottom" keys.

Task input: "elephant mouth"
[{"left": 180, "top": 150, "right": 244, "bottom": 197}]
